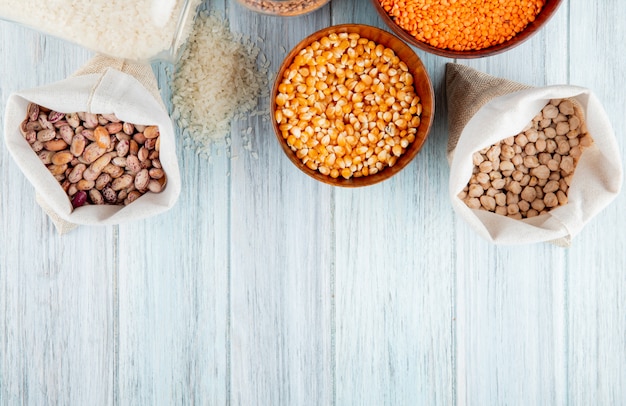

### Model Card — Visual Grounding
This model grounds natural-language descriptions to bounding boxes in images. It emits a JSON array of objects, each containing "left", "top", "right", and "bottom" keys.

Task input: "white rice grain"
[{"left": 171, "top": 13, "right": 268, "bottom": 158}]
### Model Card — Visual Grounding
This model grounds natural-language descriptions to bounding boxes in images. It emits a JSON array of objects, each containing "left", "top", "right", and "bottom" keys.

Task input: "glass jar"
[
  {"left": 235, "top": 0, "right": 330, "bottom": 17},
  {"left": 0, "top": 0, "right": 202, "bottom": 63}
]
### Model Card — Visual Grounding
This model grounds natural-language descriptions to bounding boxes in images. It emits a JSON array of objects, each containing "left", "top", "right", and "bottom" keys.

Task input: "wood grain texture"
[
  {"left": 115, "top": 1, "right": 230, "bottom": 405},
  {"left": 455, "top": 239, "right": 568, "bottom": 405},
  {"left": 566, "top": 0, "right": 626, "bottom": 404},
  {"left": 331, "top": 3, "right": 455, "bottom": 405},
  {"left": 115, "top": 106, "right": 231, "bottom": 404},
  {"left": 227, "top": 2, "right": 334, "bottom": 405},
  {"left": 457, "top": 1, "right": 626, "bottom": 404},
  {"left": 1, "top": 1, "right": 626, "bottom": 405},
  {"left": 457, "top": 9, "right": 572, "bottom": 406},
  {"left": 0, "top": 23, "right": 113, "bottom": 405}
]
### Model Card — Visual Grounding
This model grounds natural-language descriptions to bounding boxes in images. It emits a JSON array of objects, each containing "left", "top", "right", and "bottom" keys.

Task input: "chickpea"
[{"left": 460, "top": 99, "right": 593, "bottom": 219}]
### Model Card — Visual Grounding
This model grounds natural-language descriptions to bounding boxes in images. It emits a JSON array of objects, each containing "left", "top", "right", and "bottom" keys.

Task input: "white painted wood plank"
[
  {"left": 0, "top": 22, "right": 114, "bottom": 405},
  {"left": 2, "top": 1, "right": 625, "bottom": 405},
  {"left": 566, "top": 1, "right": 626, "bottom": 404},
  {"left": 331, "top": 4, "right": 455, "bottom": 405},
  {"left": 227, "top": 3, "right": 334, "bottom": 405},
  {"left": 115, "top": 2, "right": 230, "bottom": 405},
  {"left": 455, "top": 4, "right": 572, "bottom": 405},
  {"left": 0, "top": 227, "right": 116, "bottom": 405},
  {"left": 455, "top": 238, "right": 568, "bottom": 405},
  {"left": 115, "top": 134, "right": 230, "bottom": 404}
]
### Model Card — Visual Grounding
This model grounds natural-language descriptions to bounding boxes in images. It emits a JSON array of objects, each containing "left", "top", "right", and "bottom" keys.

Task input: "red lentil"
[{"left": 379, "top": 0, "right": 545, "bottom": 51}]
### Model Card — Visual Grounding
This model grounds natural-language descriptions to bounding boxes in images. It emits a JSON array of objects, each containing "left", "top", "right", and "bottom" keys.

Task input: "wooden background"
[{"left": 1, "top": 0, "right": 625, "bottom": 404}]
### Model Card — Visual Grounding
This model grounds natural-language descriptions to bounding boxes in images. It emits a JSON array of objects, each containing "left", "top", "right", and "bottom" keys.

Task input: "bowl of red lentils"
[
  {"left": 372, "top": 0, "right": 563, "bottom": 58},
  {"left": 271, "top": 24, "right": 434, "bottom": 187}
]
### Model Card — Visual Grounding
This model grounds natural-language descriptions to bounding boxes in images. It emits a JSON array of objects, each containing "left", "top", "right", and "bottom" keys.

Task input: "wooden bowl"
[
  {"left": 371, "top": 0, "right": 563, "bottom": 58},
  {"left": 271, "top": 24, "right": 434, "bottom": 187}
]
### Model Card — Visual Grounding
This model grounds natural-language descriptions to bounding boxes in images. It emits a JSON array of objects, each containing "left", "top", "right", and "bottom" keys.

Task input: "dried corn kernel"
[{"left": 275, "top": 32, "right": 422, "bottom": 180}]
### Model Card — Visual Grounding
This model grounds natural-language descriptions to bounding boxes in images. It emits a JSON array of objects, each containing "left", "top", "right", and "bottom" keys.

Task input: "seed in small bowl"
[{"left": 272, "top": 24, "right": 434, "bottom": 187}]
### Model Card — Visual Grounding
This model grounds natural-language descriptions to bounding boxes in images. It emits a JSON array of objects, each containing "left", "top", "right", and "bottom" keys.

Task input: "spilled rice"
[{"left": 171, "top": 12, "right": 269, "bottom": 158}]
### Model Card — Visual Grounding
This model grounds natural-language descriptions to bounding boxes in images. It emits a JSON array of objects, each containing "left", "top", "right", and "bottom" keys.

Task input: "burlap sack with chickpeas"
[
  {"left": 3, "top": 55, "right": 181, "bottom": 234},
  {"left": 445, "top": 63, "right": 622, "bottom": 245}
]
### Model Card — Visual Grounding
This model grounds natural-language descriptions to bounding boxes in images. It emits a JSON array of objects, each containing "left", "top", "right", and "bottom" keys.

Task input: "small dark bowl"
[{"left": 371, "top": 0, "right": 563, "bottom": 58}]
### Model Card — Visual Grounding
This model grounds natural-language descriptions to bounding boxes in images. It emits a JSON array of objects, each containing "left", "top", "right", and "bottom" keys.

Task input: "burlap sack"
[
  {"left": 445, "top": 63, "right": 622, "bottom": 245},
  {"left": 4, "top": 55, "right": 181, "bottom": 234}
]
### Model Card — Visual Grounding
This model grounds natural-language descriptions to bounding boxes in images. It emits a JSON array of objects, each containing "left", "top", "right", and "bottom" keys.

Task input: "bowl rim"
[
  {"left": 371, "top": 0, "right": 564, "bottom": 59},
  {"left": 270, "top": 23, "right": 435, "bottom": 187}
]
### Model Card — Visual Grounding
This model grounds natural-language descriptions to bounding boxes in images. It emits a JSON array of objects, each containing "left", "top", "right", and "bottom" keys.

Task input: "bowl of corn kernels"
[
  {"left": 271, "top": 24, "right": 434, "bottom": 187},
  {"left": 372, "top": 0, "right": 563, "bottom": 58}
]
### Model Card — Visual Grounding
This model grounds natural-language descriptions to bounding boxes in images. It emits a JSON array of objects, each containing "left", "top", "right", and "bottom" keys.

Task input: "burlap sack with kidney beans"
[
  {"left": 445, "top": 63, "right": 622, "bottom": 245},
  {"left": 4, "top": 55, "right": 181, "bottom": 234}
]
